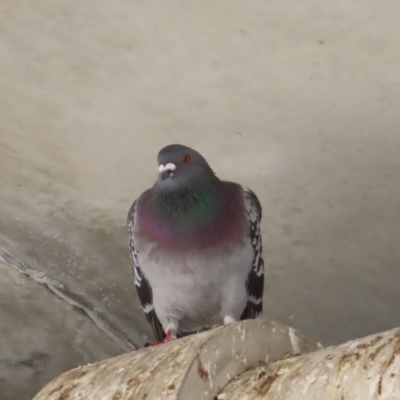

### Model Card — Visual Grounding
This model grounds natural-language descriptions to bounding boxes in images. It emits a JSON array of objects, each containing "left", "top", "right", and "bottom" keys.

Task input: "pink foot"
[
  {"left": 162, "top": 330, "right": 177, "bottom": 343},
  {"left": 145, "top": 330, "right": 177, "bottom": 347}
]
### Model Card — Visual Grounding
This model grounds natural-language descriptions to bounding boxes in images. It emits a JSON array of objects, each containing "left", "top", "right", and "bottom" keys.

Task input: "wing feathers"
[
  {"left": 127, "top": 201, "right": 166, "bottom": 342},
  {"left": 241, "top": 187, "right": 265, "bottom": 319}
]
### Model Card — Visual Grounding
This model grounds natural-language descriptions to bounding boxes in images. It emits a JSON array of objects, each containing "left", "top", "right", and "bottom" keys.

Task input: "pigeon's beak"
[
  {"left": 160, "top": 170, "right": 173, "bottom": 180},
  {"left": 158, "top": 163, "right": 176, "bottom": 181}
]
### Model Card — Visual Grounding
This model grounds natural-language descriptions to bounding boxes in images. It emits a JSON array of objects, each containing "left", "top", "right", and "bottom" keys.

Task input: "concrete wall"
[{"left": 1, "top": 0, "right": 400, "bottom": 397}]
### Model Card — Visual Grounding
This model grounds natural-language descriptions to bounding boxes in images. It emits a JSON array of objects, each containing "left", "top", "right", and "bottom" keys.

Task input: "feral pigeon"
[{"left": 127, "top": 144, "right": 264, "bottom": 344}]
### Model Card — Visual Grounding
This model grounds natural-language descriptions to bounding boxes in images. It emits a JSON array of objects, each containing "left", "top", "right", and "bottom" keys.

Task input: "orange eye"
[{"left": 182, "top": 155, "right": 191, "bottom": 164}]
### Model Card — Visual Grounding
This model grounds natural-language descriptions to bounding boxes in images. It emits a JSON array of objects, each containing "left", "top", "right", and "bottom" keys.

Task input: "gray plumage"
[{"left": 127, "top": 144, "right": 264, "bottom": 342}]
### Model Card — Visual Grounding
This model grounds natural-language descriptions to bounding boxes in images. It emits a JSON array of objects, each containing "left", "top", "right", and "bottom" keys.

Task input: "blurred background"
[{"left": 1, "top": 0, "right": 400, "bottom": 398}]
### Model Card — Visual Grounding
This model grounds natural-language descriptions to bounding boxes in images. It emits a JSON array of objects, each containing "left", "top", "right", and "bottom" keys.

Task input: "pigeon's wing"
[
  {"left": 127, "top": 200, "right": 166, "bottom": 342},
  {"left": 241, "top": 187, "right": 265, "bottom": 319}
]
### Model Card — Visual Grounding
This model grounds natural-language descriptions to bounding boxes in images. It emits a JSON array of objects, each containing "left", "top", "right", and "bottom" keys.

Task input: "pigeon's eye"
[{"left": 182, "top": 155, "right": 191, "bottom": 164}]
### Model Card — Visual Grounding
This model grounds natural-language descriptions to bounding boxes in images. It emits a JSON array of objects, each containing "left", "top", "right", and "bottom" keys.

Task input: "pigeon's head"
[{"left": 155, "top": 144, "right": 216, "bottom": 190}]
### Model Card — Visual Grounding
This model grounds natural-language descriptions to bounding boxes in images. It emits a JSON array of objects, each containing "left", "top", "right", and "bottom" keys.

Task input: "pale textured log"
[
  {"left": 217, "top": 327, "right": 400, "bottom": 400},
  {"left": 32, "top": 319, "right": 319, "bottom": 400}
]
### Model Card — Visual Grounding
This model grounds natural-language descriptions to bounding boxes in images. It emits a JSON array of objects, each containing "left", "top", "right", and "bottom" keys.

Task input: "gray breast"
[{"left": 135, "top": 229, "right": 253, "bottom": 333}]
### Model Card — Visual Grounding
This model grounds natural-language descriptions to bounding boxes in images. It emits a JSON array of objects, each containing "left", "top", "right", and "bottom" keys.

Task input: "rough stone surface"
[
  {"left": 32, "top": 320, "right": 320, "bottom": 400},
  {"left": 218, "top": 327, "right": 400, "bottom": 400}
]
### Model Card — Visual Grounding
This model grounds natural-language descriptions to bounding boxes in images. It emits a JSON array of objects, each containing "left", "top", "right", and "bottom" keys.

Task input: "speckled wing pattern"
[
  {"left": 127, "top": 200, "right": 166, "bottom": 342},
  {"left": 241, "top": 187, "right": 265, "bottom": 319}
]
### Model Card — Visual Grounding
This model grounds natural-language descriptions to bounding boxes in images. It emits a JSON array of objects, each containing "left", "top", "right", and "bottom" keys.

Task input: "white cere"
[{"left": 158, "top": 163, "right": 177, "bottom": 172}]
